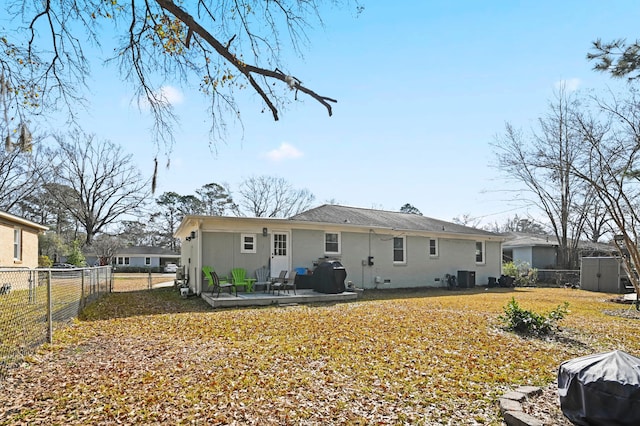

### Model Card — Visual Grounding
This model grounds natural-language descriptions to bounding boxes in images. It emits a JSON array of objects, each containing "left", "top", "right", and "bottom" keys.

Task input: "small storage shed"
[{"left": 580, "top": 257, "right": 631, "bottom": 294}]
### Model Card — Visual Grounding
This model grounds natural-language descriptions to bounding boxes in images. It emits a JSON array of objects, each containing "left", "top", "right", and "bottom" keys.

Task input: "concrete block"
[
  {"left": 515, "top": 386, "right": 543, "bottom": 398},
  {"left": 503, "top": 410, "right": 544, "bottom": 426},
  {"left": 502, "top": 391, "right": 526, "bottom": 402},
  {"left": 499, "top": 398, "right": 522, "bottom": 414}
]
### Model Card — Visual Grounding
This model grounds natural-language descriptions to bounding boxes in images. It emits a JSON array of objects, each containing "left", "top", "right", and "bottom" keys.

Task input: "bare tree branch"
[
  {"left": 46, "top": 131, "right": 150, "bottom": 245},
  {"left": 2, "top": 0, "right": 352, "bottom": 152},
  {"left": 155, "top": 0, "right": 336, "bottom": 120}
]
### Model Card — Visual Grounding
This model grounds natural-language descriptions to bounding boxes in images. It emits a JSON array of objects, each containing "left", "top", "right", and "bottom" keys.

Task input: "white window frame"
[
  {"left": 393, "top": 236, "right": 406, "bottom": 264},
  {"left": 429, "top": 238, "right": 438, "bottom": 258},
  {"left": 117, "top": 257, "right": 130, "bottom": 265},
  {"left": 13, "top": 227, "right": 22, "bottom": 261},
  {"left": 475, "top": 241, "right": 485, "bottom": 264},
  {"left": 324, "top": 232, "right": 341, "bottom": 255},
  {"left": 240, "top": 233, "right": 257, "bottom": 254},
  {"left": 145, "top": 257, "right": 151, "bottom": 266}
]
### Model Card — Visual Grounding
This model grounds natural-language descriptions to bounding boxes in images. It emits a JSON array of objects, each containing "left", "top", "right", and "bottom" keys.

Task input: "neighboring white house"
[
  {"left": 84, "top": 246, "right": 180, "bottom": 269},
  {"left": 175, "top": 204, "right": 505, "bottom": 295},
  {"left": 502, "top": 232, "right": 616, "bottom": 269}
]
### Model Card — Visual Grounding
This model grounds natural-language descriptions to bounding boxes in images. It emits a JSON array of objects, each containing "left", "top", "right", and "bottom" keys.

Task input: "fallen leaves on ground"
[{"left": 1, "top": 287, "right": 638, "bottom": 425}]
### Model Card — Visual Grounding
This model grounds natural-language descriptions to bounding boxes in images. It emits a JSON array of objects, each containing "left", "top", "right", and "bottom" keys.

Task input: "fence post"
[
  {"left": 82, "top": 268, "right": 86, "bottom": 308},
  {"left": 148, "top": 270, "right": 152, "bottom": 290},
  {"left": 47, "top": 270, "right": 53, "bottom": 344},
  {"left": 29, "top": 269, "right": 35, "bottom": 304}
]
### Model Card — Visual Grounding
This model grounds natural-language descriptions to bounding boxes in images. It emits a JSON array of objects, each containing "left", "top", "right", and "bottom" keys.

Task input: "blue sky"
[{"left": 58, "top": 1, "right": 638, "bottom": 226}]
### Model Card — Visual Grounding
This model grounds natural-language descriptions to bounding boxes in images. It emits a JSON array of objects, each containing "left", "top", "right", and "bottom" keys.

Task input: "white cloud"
[
  {"left": 156, "top": 85, "right": 184, "bottom": 105},
  {"left": 136, "top": 85, "right": 184, "bottom": 109},
  {"left": 265, "top": 142, "right": 303, "bottom": 161},
  {"left": 554, "top": 78, "right": 581, "bottom": 92}
]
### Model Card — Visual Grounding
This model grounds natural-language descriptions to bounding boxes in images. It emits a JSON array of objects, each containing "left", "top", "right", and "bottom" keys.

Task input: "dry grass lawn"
[
  {"left": 111, "top": 272, "right": 176, "bottom": 292},
  {"left": 1, "top": 286, "right": 637, "bottom": 425}
]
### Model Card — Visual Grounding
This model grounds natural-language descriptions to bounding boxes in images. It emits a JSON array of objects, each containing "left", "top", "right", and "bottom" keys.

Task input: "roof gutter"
[{"left": 0, "top": 211, "right": 48, "bottom": 232}]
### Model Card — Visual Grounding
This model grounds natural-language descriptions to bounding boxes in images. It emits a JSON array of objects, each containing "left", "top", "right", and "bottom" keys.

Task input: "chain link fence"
[
  {"left": 536, "top": 269, "right": 581, "bottom": 286},
  {"left": 0, "top": 266, "right": 112, "bottom": 379}
]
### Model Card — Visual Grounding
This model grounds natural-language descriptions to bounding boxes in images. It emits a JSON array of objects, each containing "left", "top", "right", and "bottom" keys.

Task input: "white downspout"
[{"left": 196, "top": 227, "right": 203, "bottom": 295}]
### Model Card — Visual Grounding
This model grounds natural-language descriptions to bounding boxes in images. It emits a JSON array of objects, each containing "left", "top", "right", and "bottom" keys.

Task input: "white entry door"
[{"left": 270, "top": 231, "right": 290, "bottom": 279}]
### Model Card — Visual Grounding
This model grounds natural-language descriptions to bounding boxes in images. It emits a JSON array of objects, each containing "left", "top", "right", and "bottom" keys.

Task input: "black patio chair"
[
  {"left": 207, "top": 269, "right": 235, "bottom": 297},
  {"left": 270, "top": 270, "right": 288, "bottom": 295}
]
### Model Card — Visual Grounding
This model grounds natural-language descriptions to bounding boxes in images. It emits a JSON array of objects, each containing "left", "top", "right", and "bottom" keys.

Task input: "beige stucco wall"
[{"left": 0, "top": 222, "right": 41, "bottom": 268}]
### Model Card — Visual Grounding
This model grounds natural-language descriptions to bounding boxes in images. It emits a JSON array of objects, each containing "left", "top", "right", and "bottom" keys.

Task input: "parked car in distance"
[
  {"left": 164, "top": 263, "right": 178, "bottom": 273},
  {"left": 52, "top": 263, "right": 75, "bottom": 269}
]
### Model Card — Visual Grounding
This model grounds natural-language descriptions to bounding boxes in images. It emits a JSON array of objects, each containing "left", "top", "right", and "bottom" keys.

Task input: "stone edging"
[{"left": 499, "top": 386, "right": 543, "bottom": 426}]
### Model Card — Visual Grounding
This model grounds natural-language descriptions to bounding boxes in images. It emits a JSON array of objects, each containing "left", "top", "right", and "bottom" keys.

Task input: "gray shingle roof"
[
  {"left": 290, "top": 205, "right": 498, "bottom": 236},
  {"left": 501, "top": 233, "right": 558, "bottom": 248},
  {"left": 116, "top": 246, "right": 179, "bottom": 256},
  {"left": 502, "top": 232, "right": 616, "bottom": 252}
]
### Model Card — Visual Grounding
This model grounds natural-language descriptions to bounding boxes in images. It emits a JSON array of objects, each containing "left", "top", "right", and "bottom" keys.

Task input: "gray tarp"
[{"left": 558, "top": 350, "right": 640, "bottom": 426}]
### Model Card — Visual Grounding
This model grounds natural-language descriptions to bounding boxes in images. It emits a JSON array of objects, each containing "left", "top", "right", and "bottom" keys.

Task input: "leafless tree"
[
  {"left": 89, "top": 234, "right": 124, "bottom": 266},
  {"left": 570, "top": 88, "right": 640, "bottom": 300},
  {"left": 238, "top": 175, "right": 314, "bottom": 217},
  {"left": 485, "top": 214, "right": 547, "bottom": 234},
  {"left": 573, "top": 186, "right": 610, "bottom": 243},
  {"left": 19, "top": 182, "right": 84, "bottom": 245},
  {"left": 493, "top": 85, "right": 596, "bottom": 268},
  {"left": 452, "top": 213, "right": 481, "bottom": 228},
  {"left": 0, "top": 141, "right": 48, "bottom": 214},
  {"left": 46, "top": 131, "right": 150, "bottom": 246},
  {"left": 2, "top": 1, "right": 356, "bottom": 151}
]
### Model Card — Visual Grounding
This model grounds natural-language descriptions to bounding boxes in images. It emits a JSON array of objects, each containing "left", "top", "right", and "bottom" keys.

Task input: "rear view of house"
[
  {"left": 175, "top": 205, "right": 505, "bottom": 295},
  {"left": 0, "top": 211, "right": 48, "bottom": 269}
]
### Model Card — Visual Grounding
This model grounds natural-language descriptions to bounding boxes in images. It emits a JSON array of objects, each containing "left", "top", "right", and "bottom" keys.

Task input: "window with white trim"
[
  {"left": 429, "top": 238, "right": 438, "bottom": 257},
  {"left": 393, "top": 236, "right": 406, "bottom": 264},
  {"left": 324, "top": 232, "right": 341, "bottom": 254},
  {"left": 475, "top": 241, "right": 485, "bottom": 264},
  {"left": 241, "top": 234, "right": 256, "bottom": 253},
  {"left": 13, "top": 228, "right": 21, "bottom": 261},
  {"left": 145, "top": 257, "right": 151, "bottom": 265},
  {"left": 117, "top": 257, "right": 130, "bottom": 265}
]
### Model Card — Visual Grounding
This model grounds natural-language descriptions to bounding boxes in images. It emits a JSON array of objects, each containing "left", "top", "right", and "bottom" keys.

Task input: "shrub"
[
  {"left": 502, "top": 261, "right": 538, "bottom": 286},
  {"left": 66, "top": 240, "right": 86, "bottom": 266},
  {"left": 499, "top": 297, "right": 569, "bottom": 336},
  {"left": 38, "top": 255, "right": 53, "bottom": 267},
  {"left": 502, "top": 261, "right": 519, "bottom": 277}
]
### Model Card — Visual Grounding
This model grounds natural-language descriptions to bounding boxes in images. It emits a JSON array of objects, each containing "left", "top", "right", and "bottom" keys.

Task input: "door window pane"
[{"left": 273, "top": 233, "right": 287, "bottom": 256}]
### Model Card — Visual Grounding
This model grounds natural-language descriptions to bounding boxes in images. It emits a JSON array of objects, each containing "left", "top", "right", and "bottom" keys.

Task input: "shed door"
[
  {"left": 271, "top": 231, "right": 290, "bottom": 279},
  {"left": 599, "top": 259, "right": 620, "bottom": 293}
]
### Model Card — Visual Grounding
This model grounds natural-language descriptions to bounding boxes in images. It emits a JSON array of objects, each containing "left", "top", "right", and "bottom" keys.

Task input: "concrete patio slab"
[{"left": 201, "top": 288, "right": 359, "bottom": 308}]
